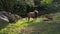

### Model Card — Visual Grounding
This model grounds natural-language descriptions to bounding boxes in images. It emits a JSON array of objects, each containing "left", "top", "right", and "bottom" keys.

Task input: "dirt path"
[{"left": 20, "top": 27, "right": 40, "bottom": 34}]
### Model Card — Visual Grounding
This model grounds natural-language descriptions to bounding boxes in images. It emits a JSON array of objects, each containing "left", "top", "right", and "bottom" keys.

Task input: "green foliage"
[
  {"left": 0, "top": 0, "right": 60, "bottom": 17},
  {"left": 0, "top": 0, "right": 60, "bottom": 34},
  {"left": 42, "top": 0, "right": 53, "bottom": 4},
  {"left": 0, "top": 12, "right": 60, "bottom": 34},
  {"left": 25, "top": 0, "right": 34, "bottom": 7}
]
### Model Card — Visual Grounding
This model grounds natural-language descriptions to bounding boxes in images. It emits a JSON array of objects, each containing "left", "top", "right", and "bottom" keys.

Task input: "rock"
[
  {"left": 0, "top": 15, "right": 9, "bottom": 22},
  {"left": 0, "top": 11, "right": 15, "bottom": 23},
  {"left": 14, "top": 14, "right": 21, "bottom": 22},
  {"left": 0, "top": 11, "right": 21, "bottom": 23}
]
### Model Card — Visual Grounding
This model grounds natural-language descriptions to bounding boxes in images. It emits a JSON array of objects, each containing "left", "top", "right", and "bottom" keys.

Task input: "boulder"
[
  {"left": 0, "top": 15, "right": 9, "bottom": 22},
  {"left": 0, "top": 11, "right": 21, "bottom": 23}
]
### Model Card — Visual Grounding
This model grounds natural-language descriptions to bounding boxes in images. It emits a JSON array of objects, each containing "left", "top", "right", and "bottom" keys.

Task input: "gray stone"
[
  {"left": 0, "top": 15, "right": 9, "bottom": 22},
  {"left": 0, "top": 11, "right": 21, "bottom": 23}
]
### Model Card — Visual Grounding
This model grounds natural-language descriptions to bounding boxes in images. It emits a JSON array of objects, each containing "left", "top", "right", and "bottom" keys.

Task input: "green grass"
[{"left": 0, "top": 12, "right": 60, "bottom": 34}]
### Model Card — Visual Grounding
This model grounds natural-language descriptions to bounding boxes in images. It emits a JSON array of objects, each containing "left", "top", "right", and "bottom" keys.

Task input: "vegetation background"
[
  {"left": 0, "top": 0, "right": 60, "bottom": 17},
  {"left": 0, "top": 0, "right": 60, "bottom": 34}
]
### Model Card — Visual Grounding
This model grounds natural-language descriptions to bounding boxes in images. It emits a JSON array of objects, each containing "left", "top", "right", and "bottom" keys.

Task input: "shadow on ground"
[{"left": 0, "top": 22, "right": 9, "bottom": 30}]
